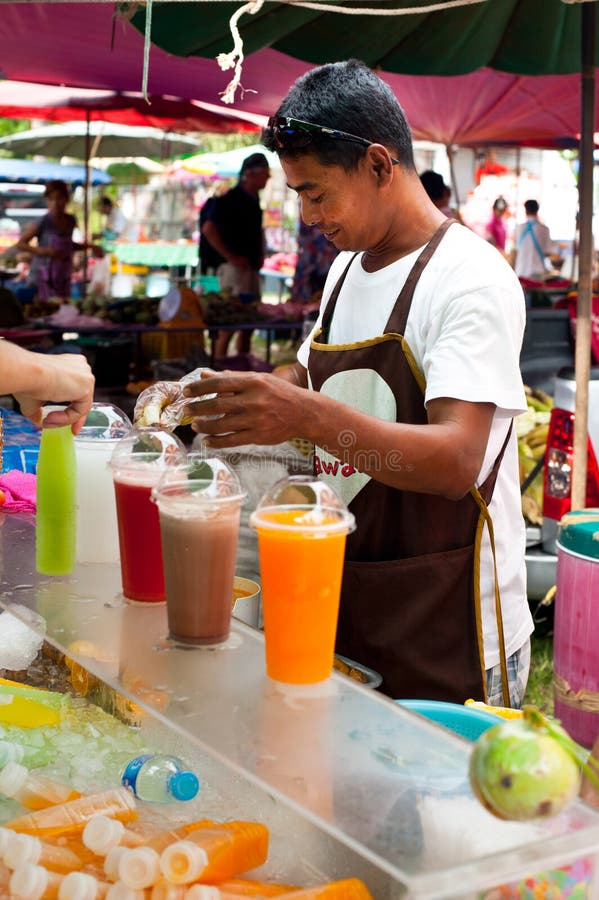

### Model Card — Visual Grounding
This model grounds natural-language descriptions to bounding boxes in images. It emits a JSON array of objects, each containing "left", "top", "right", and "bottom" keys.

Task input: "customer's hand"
[{"left": 13, "top": 352, "right": 95, "bottom": 434}]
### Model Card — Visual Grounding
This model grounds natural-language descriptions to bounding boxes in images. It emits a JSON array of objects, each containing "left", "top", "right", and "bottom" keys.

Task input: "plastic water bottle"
[
  {"left": 120, "top": 754, "right": 200, "bottom": 803},
  {"left": 36, "top": 409, "right": 77, "bottom": 575}
]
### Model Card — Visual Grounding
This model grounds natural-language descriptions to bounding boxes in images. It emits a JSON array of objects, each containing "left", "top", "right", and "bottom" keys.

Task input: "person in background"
[
  {"left": 419, "top": 170, "right": 461, "bottom": 221},
  {"left": 485, "top": 196, "right": 509, "bottom": 255},
  {"left": 96, "top": 196, "right": 128, "bottom": 241},
  {"left": 15, "top": 180, "right": 85, "bottom": 302},
  {"left": 512, "top": 199, "right": 553, "bottom": 281},
  {"left": 1, "top": 251, "right": 35, "bottom": 304},
  {"left": 292, "top": 219, "right": 338, "bottom": 304},
  {"left": 200, "top": 152, "right": 270, "bottom": 357},
  {"left": 0, "top": 338, "right": 94, "bottom": 433},
  {"left": 182, "top": 60, "right": 533, "bottom": 707}
]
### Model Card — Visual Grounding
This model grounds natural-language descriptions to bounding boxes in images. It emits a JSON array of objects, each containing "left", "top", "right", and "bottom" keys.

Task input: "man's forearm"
[
  {"left": 201, "top": 221, "right": 232, "bottom": 262},
  {"left": 273, "top": 362, "right": 308, "bottom": 388},
  {"left": 301, "top": 390, "right": 491, "bottom": 500}
]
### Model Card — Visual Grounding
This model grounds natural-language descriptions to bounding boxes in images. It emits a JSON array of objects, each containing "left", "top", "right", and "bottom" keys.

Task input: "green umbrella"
[
  {"left": 134, "top": 0, "right": 597, "bottom": 509},
  {"left": 133, "top": 0, "right": 598, "bottom": 75}
]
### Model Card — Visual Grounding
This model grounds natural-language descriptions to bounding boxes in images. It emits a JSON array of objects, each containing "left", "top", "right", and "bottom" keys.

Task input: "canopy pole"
[
  {"left": 445, "top": 144, "right": 460, "bottom": 206},
  {"left": 82, "top": 110, "right": 91, "bottom": 300},
  {"left": 571, "top": 1, "right": 595, "bottom": 511}
]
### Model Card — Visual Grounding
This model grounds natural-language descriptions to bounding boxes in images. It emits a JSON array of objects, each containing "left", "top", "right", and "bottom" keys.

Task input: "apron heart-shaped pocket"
[{"left": 315, "top": 368, "right": 397, "bottom": 508}]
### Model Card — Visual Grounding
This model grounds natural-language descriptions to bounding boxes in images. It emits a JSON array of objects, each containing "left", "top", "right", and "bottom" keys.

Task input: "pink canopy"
[
  {"left": 0, "top": 81, "right": 264, "bottom": 133},
  {"left": 0, "top": 2, "right": 594, "bottom": 147}
]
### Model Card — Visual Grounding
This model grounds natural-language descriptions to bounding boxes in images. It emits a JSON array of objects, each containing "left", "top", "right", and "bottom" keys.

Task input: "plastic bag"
[{"left": 134, "top": 368, "right": 216, "bottom": 431}]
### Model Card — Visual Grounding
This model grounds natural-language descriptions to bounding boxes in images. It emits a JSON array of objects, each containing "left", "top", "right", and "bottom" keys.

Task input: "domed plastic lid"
[
  {"left": 76, "top": 403, "right": 132, "bottom": 441},
  {"left": 155, "top": 455, "right": 245, "bottom": 502},
  {"left": 110, "top": 426, "right": 186, "bottom": 472},
  {"left": 250, "top": 475, "right": 355, "bottom": 534},
  {"left": 558, "top": 508, "right": 599, "bottom": 561},
  {"left": 169, "top": 770, "right": 200, "bottom": 801}
]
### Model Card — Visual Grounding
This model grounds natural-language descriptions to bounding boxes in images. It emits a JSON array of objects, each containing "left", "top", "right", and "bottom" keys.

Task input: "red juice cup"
[
  {"left": 153, "top": 458, "right": 246, "bottom": 645},
  {"left": 110, "top": 427, "right": 186, "bottom": 603}
]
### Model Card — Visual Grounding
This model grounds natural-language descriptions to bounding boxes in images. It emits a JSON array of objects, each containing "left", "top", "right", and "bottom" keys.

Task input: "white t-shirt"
[
  {"left": 297, "top": 223, "right": 533, "bottom": 669},
  {"left": 514, "top": 218, "right": 552, "bottom": 279}
]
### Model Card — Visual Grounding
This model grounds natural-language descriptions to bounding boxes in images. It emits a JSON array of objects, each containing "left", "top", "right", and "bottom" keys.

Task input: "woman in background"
[{"left": 16, "top": 180, "right": 86, "bottom": 302}]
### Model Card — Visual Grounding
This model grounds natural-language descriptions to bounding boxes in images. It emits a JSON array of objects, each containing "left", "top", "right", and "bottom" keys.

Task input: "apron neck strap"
[
  {"left": 320, "top": 252, "right": 359, "bottom": 342},
  {"left": 385, "top": 218, "right": 455, "bottom": 335}
]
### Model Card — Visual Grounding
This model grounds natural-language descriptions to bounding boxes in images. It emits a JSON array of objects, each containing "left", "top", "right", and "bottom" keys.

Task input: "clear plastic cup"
[
  {"left": 75, "top": 403, "right": 132, "bottom": 564},
  {"left": 250, "top": 476, "right": 355, "bottom": 684},
  {"left": 153, "top": 458, "right": 246, "bottom": 645},
  {"left": 110, "top": 428, "right": 186, "bottom": 603}
]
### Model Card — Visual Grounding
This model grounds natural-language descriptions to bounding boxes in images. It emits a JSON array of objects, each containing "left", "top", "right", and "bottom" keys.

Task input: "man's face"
[
  {"left": 282, "top": 152, "right": 380, "bottom": 252},
  {"left": 245, "top": 166, "right": 270, "bottom": 192}
]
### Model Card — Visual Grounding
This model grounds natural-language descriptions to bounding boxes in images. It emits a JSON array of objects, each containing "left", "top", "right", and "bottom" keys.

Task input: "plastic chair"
[{"left": 396, "top": 699, "right": 498, "bottom": 742}]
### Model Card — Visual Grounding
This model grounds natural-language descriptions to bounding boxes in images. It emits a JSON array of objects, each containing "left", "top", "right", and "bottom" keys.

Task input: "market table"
[
  {"left": 41, "top": 318, "right": 304, "bottom": 378},
  {"left": 0, "top": 325, "right": 53, "bottom": 347},
  {"left": 2, "top": 513, "right": 599, "bottom": 897},
  {"left": 109, "top": 241, "right": 199, "bottom": 268}
]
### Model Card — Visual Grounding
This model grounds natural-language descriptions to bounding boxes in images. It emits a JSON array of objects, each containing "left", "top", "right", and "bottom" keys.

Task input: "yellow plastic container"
[{"left": 0, "top": 678, "right": 64, "bottom": 728}]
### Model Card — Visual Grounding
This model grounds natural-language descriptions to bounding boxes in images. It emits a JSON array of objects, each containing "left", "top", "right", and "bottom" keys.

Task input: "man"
[
  {"left": 200, "top": 152, "right": 270, "bottom": 356},
  {"left": 419, "top": 170, "right": 461, "bottom": 222},
  {"left": 513, "top": 199, "right": 553, "bottom": 280},
  {"left": 96, "top": 196, "right": 128, "bottom": 241},
  {"left": 182, "top": 60, "right": 533, "bottom": 706}
]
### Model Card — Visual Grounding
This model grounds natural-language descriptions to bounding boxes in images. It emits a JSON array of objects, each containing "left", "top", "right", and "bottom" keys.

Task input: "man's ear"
[{"left": 367, "top": 144, "right": 394, "bottom": 183}]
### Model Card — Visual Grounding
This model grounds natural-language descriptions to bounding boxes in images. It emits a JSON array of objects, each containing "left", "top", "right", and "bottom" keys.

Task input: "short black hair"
[
  {"left": 262, "top": 59, "right": 414, "bottom": 172},
  {"left": 44, "top": 180, "right": 69, "bottom": 200},
  {"left": 524, "top": 199, "right": 539, "bottom": 215},
  {"left": 100, "top": 196, "right": 113, "bottom": 209},
  {"left": 420, "top": 170, "right": 447, "bottom": 202}
]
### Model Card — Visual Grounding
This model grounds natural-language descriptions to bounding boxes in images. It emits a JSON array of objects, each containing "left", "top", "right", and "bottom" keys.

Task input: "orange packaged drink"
[
  {"left": 5, "top": 788, "right": 138, "bottom": 838},
  {"left": 0, "top": 762, "right": 80, "bottom": 810},
  {"left": 251, "top": 505, "right": 353, "bottom": 684},
  {"left": 273, "top": 880, "right": 373, "bottom": 899},
  {"left": 212, "top": 880, "right": 300, "bottom": 897},
  {"left": 83, "top": 816, "right": 147, "bottom": 856},
  {"left": 56, "top": 870, "right": 109, "bottom": 899},
  {"left": 159, "top": 821, "right": 269, "bottom": 885},
  {"left": 3, "top": 833, "right": 82, "bottom": 874},
  {"left": 9, "top": 862, "right": 63, "bottom": 899},
  {"left": 118, "top": 821, "right": 215, "bottom": 890},
  {"left": 188, "top": 878, "right": 299, "bottom": 900},
  {"left": 151, "top": 881, "right": 187, "bottom": 899}
]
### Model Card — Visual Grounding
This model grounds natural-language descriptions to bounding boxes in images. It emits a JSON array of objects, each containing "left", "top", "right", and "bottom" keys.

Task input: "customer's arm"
[
  {"left": 201, "top": 220, "right": 250, "bottom": 270},
  {"left": 0, "top": 341, "right": 94, "bottom": 433}
]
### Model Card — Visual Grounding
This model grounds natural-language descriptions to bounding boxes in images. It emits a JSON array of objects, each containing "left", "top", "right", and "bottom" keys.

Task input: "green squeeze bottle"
[{"left": 36, "top": 410, "right": 77, "bottom": 575}]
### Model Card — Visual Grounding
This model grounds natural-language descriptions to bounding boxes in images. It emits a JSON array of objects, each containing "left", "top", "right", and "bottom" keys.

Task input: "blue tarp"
[{"left": 0, "top": 159, "right": 110, "bottom": 187}]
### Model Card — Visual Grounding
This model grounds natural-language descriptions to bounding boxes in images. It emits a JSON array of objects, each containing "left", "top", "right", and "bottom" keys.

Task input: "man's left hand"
[{"left": 182, "top": 371, "right": 307, "bottom": 448}]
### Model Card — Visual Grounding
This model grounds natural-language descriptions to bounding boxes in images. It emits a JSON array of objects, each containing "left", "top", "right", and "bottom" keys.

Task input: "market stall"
[{"left": 2, "top": 514, "right": 599, "bottom": 897}]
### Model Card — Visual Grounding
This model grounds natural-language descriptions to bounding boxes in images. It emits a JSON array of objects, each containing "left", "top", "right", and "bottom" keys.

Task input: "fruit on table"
[
  {"left": 469, "top": 706, "right": 596, "bottom": 820},
  {"left": 517, "top": 386, "right": 553, "bottom": 526}
]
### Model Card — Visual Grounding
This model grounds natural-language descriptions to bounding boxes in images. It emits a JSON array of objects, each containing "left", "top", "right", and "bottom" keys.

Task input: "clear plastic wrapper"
[{"left": 134, "top": 369, "right": 216, "bottom": 431}]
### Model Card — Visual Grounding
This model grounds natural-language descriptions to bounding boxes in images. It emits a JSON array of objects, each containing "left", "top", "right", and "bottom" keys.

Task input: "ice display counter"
[{"left": 2, "top": 512, "right": 599, "bottom": 898}]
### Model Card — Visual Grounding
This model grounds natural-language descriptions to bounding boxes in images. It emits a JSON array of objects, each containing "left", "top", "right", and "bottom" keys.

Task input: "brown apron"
[{"left": 308, "top": 219, "right": 510, "bottom": 704}]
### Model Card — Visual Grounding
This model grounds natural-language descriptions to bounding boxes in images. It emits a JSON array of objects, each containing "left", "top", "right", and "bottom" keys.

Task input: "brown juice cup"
[{"left": 153, "top": 460, "right": 246, "bottom": 645}]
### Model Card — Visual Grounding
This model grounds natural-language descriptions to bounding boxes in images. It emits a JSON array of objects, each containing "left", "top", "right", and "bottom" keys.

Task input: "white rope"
[
  {"left": 216, "top": 0, "right": 489, "bottom": 104},
  {"left": 281, "top": 0, "right": 487, "bottom": 14},
  {"left": 217, "top": 0, "right": 265, "bottom": 104}
]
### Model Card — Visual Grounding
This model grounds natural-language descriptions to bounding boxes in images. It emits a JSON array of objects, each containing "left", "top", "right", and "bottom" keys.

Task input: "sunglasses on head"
[{"left": 266, "top": 116, "right": 400, "bottom": 165}]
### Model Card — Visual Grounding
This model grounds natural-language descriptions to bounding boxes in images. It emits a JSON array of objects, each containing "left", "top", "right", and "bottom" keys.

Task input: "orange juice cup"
[{"left": 250, "top": 476, "right": 355, "bottom": 685}]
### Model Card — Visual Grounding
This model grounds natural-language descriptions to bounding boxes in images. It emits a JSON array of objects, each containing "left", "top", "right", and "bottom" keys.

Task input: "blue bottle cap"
[{"left": 169, "top": 770, "right": 200, "bottom": 802}]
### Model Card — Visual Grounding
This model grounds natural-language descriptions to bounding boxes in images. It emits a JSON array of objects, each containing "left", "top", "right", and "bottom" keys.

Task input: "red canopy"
[
  {"left": 0, "top": 2, "right": 595, "bottom": 148},
  {"left": 0, "top": 82, "right": 263, "bottom": 134}
]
